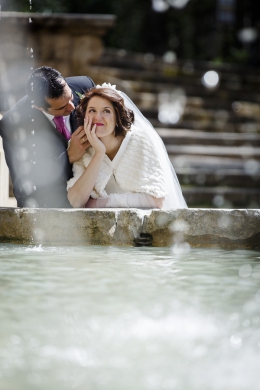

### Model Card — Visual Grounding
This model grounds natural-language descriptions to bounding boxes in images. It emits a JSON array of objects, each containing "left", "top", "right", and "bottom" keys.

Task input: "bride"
[{"left": 67, "top": 83, "right": 187, "bottom": 209}]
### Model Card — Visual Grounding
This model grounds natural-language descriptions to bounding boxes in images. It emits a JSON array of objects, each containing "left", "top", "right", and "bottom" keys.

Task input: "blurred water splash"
[
  {"left": 170, "top": 219, "right": 191, "bottom": 255},
  {"left": 202, "top": 70, "right": 220, "bottom": 89},
  {"left": 213, "top": 195, "right": 233, "bottom": 208},
  {"left": 0, "top": 19, "right": 35, "bottom": 111},
  {"left": 163, "top": 51, "right": 177, "bottom": 64},
  {"left": 237, "top": 27, "right": 258, "bottom": 44},
  {"left": 217, "top": 214, "right": 231, "bottom": 229},
  {"left": 152, "top": 0, "right": 169, "bottom": 12},
  {"left": 167, "top": 0, "right": 190, "bottom": 9},
  {"left": 244, "top": 159, "right": 260, "bottom": 176},
  {"left": 239, "top": 264, "right": 252, "bottom": 278},
  {"left": 152, "top": 0, "right": 190, "bottom": 12},
  {"left": 158, "top": 88, "right": 187, "bottom": 124}
]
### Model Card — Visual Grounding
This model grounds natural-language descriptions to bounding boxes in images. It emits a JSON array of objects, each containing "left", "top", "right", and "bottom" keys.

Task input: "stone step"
[
  {"left": 135, "top": 92, "right": 260, "bottom": 114},
  {"left": 170, "top": 154, "right": 259, "bottom": 171},
  {"left": 143, "top": 106, "right": 260, "bottom": 123},
  {"left": 93, "top": 72, "right": 260, "bottom": 115},
  {"left": 97, "top": 48, "right": 260, "bottom": 78},
  {"left": 95, "top": 51, "right": 260, "bottom": 90},
  {"left": 156, "top": 129, "right": 260, "bottom": 146},
  {"left": 176, "top": 168, "right": 260, "bottom": 188},
  {"left": 166, "top": 145, "right": 260, "bottom": 160},
  {"left": 182, "top": 187, "right": 260, "bottom": 208},
  {"left": 151, "top": 118, "right": 260, "bottom": 133},
  {"left": 90, "top": 66, "right": 260, "bottom": 103},
  {"left": 172, "top": 154, "right": 260, "bottom": 190}
]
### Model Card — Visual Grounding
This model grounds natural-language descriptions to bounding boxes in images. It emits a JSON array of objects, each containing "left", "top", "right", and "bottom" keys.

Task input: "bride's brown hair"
[{"left": 76, "top": 87, "right": 134, "bottom": 137}]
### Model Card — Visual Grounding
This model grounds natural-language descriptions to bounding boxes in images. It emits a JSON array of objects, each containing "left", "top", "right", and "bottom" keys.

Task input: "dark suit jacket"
[{"left": 0, "top": 76, "right": 95, "bottom": 208}]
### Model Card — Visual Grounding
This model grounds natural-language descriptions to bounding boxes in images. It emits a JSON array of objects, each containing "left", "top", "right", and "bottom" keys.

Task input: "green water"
[{"left": 0, "top": 244, "right": 260, "bottom": 390}]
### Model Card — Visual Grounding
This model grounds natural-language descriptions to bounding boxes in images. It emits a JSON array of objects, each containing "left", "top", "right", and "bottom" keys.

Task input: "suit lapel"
[
  {"left": 70, "top": 110, "right": 77, "bottom": 133},
  {"left": 70, "top": 89, "right": 81, "bottom": 133}
]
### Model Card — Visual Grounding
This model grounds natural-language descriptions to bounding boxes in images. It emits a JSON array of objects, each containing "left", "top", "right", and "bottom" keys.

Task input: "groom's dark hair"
[{"left": 25, "top": 66, "right": 67, "bottom": 109}]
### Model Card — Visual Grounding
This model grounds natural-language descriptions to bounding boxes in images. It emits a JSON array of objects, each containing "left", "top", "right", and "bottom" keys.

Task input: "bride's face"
[{"left": 86, "top": 96, "right": 116, "bottom": 138}]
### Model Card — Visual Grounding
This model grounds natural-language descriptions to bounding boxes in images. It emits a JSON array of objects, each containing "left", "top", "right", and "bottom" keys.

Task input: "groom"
[{"left": 0, "top": 66, "right": 94, "bottom": 208}]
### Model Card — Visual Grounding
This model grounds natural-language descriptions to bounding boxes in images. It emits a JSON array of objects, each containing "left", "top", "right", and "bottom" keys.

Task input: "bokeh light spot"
[{"left": 202, "top": 71, "right": 219, "bottom": 88}]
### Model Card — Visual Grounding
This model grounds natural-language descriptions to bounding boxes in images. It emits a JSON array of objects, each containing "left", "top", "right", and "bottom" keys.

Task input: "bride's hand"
[{"left": 84, "top": 116, "right": 106, "bottom": 155}]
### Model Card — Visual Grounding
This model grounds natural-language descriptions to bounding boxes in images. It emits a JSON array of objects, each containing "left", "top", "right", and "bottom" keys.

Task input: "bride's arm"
[
  {"left": 68, "top": 152, "right": 104, "bottom": 207},
  {"left": 68, "top": 117, "right": 106, "bottom": 208},
  {"left": 85, "top": 193, "right": 164, "bottom": 209}
]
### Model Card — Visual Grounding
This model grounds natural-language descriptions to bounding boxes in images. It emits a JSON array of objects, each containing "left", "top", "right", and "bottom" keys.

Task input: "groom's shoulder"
[
  {"left": 0, "top": 95, "right": 32, "bottom": 137},
  {"left": 1, "top": 96, "right": 31, "bottom": 126},
  {"left": 65, "top": 76, "right": 95, "bottom": 91}
]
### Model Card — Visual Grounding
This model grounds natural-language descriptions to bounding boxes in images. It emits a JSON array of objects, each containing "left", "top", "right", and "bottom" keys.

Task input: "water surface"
[{"left": 0, "top": 244, "right": 260, "bottom": 390}]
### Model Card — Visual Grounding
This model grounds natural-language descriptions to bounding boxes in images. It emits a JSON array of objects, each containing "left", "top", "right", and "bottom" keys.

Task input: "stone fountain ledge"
[{"left": 0, "top": 208, "right": 259, "bottom": 249}]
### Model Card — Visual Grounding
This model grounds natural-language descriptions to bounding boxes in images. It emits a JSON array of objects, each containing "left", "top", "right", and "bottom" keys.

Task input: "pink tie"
[{"left": 53, "top": 116, "right": 71, "bottom": 140}]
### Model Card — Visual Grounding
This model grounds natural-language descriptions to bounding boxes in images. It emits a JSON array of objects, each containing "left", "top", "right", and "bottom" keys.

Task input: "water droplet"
[
  {"left": 213, "top": 195, "right": 224, "bottom": 207},
  {"left": 232, "top": 101, "right": 242, "bottom": 112},
  {"left": 230, "top": 334, "right": 242, "bottom": 349},
  {"left": 163, "top": 51, "right": 177, "bottom": 64},
  {"left": 202, "top": 70, "right": 219, "bottom": 89},
  {"left": 255, "top": 289, "right": 260, "bottom": 303},
  {"left": 168, "top": 0, "right": 190, "bottom": 9},
  {"left": 172, "top": 242, "right": 190, "bottom": 255},
  {"left": 229, "top": 312, "right": 240, "bottom": 322},
  {"left": 152, "top": 0, "right": 169, "bottom": 12},
  {"left": 10, "top": 335, "right": 21, "bottom": 344},
  {"left": 239, "top": 264, "right": 252, "bottom": 278}
]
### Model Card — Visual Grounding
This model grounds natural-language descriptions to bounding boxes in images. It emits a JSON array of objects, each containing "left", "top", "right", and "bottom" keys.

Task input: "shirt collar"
[
  {"left": 42, "top": 111, "right": 70, "bottom": 121},
  {"left": 42, "top": 111, "right": 55, "bottom": 121}
]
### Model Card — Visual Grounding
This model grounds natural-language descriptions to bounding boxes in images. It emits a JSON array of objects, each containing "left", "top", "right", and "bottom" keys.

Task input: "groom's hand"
[{"left": 67, "top": 126, "right": 90, "bottom": 163}]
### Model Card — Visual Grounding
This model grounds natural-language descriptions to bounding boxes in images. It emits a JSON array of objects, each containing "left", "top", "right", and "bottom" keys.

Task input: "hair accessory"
[{"left": 96, "top": 82, "right": 117, "bottom": 90}]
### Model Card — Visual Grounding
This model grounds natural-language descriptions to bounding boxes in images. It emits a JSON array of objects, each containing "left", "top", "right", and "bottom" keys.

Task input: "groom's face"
[{"left": 45, "top": 83, "right": 75, "bottom": 117}]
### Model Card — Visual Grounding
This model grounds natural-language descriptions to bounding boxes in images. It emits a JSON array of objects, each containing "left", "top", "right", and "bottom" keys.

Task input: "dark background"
[{"left": 2, "top": 0, "right": 260, "bottom": 65}]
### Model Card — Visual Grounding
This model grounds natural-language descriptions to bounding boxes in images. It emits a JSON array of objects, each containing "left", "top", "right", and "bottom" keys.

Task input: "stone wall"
[
  {"left": 0, "top": 208, "right": 259, "bottom": 249},
  {"left": 0, "top": 12, "right": 116, "bottom": 110}
]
